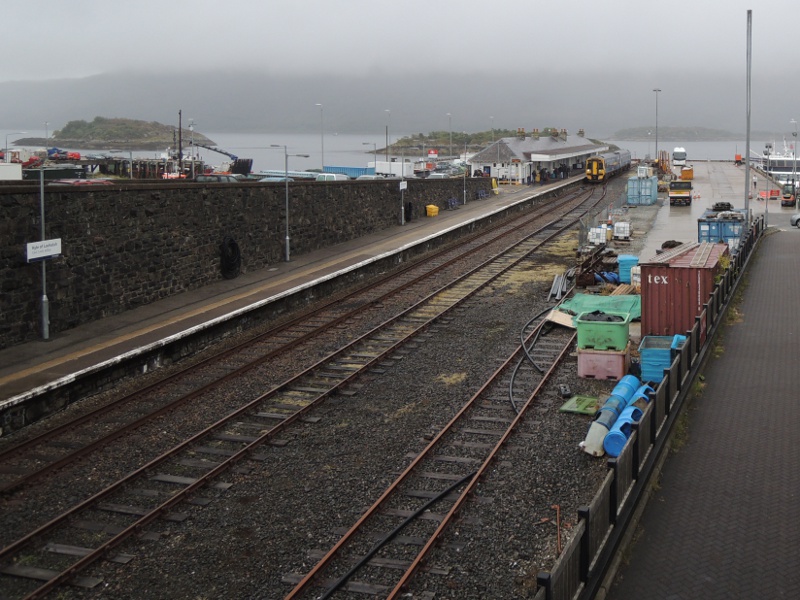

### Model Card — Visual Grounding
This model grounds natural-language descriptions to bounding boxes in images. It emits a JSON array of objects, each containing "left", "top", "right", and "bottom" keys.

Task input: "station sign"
[
  {"left": 399, "top": 180, "right": 408, "bottom": 191},
  {"left": 26, "top": 238, "right": 62, "bottom": 262}
]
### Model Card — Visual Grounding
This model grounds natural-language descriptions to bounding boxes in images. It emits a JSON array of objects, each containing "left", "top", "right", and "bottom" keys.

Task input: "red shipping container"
[{"left": 640, "top": 242, "right": 728, "bottom": 344}]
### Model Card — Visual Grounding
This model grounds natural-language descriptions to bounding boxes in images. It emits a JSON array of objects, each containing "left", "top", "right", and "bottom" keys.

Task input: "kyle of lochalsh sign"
[{"left": 26, "top": 238, "right": 62, "bottom": 262}]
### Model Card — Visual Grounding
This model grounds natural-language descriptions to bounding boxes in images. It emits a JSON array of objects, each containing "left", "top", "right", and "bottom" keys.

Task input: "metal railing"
[{"left": 535, "top": 215, "right": 764, "bottom": 600}]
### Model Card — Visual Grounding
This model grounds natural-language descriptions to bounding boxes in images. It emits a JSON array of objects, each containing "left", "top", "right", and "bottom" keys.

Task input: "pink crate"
[{"left": 577, "top": 343, "right": 631, "bottom": 381}]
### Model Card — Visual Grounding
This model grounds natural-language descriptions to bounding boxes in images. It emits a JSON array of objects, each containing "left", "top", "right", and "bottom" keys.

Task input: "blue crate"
[{"left": 638, "top": 336, "right": 673, "bottom": 383}]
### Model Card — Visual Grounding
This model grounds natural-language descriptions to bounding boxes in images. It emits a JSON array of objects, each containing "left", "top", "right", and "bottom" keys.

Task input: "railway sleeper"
[{"left": 0, "top": 564, "right": 103, "bottom": 589}]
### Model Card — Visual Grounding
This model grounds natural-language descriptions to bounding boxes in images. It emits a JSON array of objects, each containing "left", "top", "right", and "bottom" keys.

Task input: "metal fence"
[{"left": 535, "top": 215, "right": 764, "bottom": 600}]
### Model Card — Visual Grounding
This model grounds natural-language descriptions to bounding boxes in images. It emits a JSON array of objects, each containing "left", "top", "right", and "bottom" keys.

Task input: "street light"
[
  {"left": 4, "top": 131, "right": 26, "bottom": 163},
  {"left": 188, "top": 119, "right": 195, "bottom": 178},
  {"left": 271, "top": 144, "right": 310, "bottom": 262},
  {"left": 791, "top": 118, "right": 798, "bottom": 204},
  {"left": 447, "top": 112, "right": 452, "bottom": 159},
  {"left": 463, "top": 133, "right": 468, "bottom": 206},
  {"left": 653, "top": 88, "right": 661, "bottom": 165},
  {"left": 363, "top": 142, "right": 377, "bottom": 175},
  {"left": 315, "top": 103, "right": 324, "bottom": 171},
  {"left": 385, "top": 109, "right": 391, "bottom": 163},
  {"left": 490, "top": 116, "right": 499, "bottom": 168}
]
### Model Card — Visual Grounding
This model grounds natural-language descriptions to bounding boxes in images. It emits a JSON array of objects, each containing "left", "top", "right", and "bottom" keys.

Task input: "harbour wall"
[{"left": 0, "top": 178, "right": 492, "bottom": 349}]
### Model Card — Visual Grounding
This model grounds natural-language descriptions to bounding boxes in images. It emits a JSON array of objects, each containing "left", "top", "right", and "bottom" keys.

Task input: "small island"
[{"left": 16, "top": 116, "right": 215, "bottom": 150}]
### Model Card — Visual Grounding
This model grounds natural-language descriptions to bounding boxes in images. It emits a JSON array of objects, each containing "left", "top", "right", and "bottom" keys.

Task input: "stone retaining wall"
[{"left": 0, "top": 178, "right": 491, "bottom": 349}]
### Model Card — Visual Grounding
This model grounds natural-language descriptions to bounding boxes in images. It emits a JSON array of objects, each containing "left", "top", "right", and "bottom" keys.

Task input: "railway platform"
[{"left": 0, "top": 177, "right": 572, "bottom": 412}]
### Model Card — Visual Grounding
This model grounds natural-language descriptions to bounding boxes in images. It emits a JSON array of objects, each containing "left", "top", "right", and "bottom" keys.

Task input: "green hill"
[{"left": 19, "top": 117, "right": 214, "bottom": 150}]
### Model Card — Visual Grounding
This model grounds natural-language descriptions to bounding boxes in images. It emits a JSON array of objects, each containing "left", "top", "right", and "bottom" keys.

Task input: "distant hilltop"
[
  {"left": 612, "top": 126, "right": 781, "bottom": 141},
  {"left": 15, "top": 116, "right": 215, "bottom": 150}
]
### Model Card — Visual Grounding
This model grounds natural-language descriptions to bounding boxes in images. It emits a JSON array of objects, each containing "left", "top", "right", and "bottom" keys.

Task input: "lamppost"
[
  {"left": 363, "top": 142, "right": 377, "bottom": 175},
  {"left": 791, "top": 118, "right": 798, "bottom": 204},
  {"left": 490, "top": 116, "right": 499, "bottom": 168},
  {"left": 188, "top": 119, "right": 195, "bottom": 179},
  {"left": 463, "top": 133, "right": 468, "bottom": 206},
  {"left": 4, "top": 131, "right": 26, "bottom": 163},
  {"left": 315, "top": 103, "right": 324, "bottom": 171},
  {"left": 385, "top": 109, "right": 391, "bottom": 163},
  {"left": 271, "top": 145, "right": 309, "bottom": 262},
  {"left": 653, "top": 88, "right": 661, "bottom": 164},
  {"left": 447, "top": 112, "right": 452, "bottom": 159}
]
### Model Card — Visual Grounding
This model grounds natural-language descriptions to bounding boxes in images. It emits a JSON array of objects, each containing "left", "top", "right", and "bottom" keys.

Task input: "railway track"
[
  {"left": 282, "top": 315, "right": 576, "bottom": 599},
  {"left": 0, "top": 187, "right": 600, "bottom": 498},
  {"left": 0, "top": 186, "right": 607, "bottom": 598}
]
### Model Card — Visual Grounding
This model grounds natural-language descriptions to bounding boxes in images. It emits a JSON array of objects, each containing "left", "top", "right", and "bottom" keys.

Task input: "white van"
[{"left": 316, "top": 173, "right": 350, "bottom": 182}]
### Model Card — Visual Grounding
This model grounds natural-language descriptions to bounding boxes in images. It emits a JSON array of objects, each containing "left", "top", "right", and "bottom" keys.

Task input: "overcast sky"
[{"left": 3, "top": 1, "right": 799, "bottom": 136}]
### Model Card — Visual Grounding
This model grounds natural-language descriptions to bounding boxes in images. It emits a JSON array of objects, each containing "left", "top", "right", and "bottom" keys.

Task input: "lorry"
[{"left": 668, "top": 180, "right": 693, "bottom": 206}]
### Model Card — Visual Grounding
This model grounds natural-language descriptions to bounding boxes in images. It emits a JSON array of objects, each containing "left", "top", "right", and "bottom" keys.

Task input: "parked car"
[
  {"left": 356, "top": 175, "right": 383, "bottom": 180},
  {"left": 259, "top": 176, "right": 294, "bottom": 182},
  {"left": 316, "top": 173, "right": 350, "bottom": 182},
  {"left": 790, "top": 213, "right": 800, "bottom": 228},
  {"left": 427, "top": 173, "right": 451, "bottom": 179},
  {"left": 193, "top": 174, "right": 241, "bottom": 183}
]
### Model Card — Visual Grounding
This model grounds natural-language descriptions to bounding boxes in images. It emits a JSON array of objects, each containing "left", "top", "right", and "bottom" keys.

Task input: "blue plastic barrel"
[
  {"left": 603, "top": 405, "right": 643, "bottom": 457},
  {"left": 611, "top": 375, "right": 641, "bottom": 405},
  {"left": 631, "top": 384, "right": 655, "bottom": 404},
  {"left": 599, "top": 394, "right": 627, "bottom": 419},
  {"left": 594, "top": 408, "right": 617, "bottom": 431}
]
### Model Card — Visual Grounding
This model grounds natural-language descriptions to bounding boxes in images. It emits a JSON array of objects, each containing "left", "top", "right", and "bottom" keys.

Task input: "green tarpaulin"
[{"left": 557, "top": 294, "right": 641, "bottom": 325}]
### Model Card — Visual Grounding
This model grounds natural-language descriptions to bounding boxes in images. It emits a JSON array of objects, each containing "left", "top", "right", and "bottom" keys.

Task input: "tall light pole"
[
  {"left": 385, "top": 109, "right": 391, "bottom": 163},
  {"left": 363, "top": 142, "right": 377, "bottom": 175},
  {"left": 653, "top": 88, "right": 661, "bottom": 166},
  {"left": 188, "top": 119, "right": 195, "bottom": 179},
  {"left": 491, "top": 116, "right": 499, "bottom": 167},
  {"left": 316, "top": 103, "right": 324, "bottom": 171},
  {"left": 271, "top": 145, "right": 309, "bottom": 262},
  {"left": 5, "top": 131, "right": 26, "bottom": 163},
  {"left": 463, "top": 133, "right": 468, "bottom": 206},
  {"left": 791, "top": 118, "right": 798, "bottom": 203},
  {"left": 447, "top": 112, "right": 452, "bottom": 159}
]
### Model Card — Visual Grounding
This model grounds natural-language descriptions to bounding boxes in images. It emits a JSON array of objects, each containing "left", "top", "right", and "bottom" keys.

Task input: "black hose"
[
  {"left": 220, "top": 236, "right": 241, "bottom": 279},
  {"left": 318, "top": 471, "right": 477, "bottom": 599}
]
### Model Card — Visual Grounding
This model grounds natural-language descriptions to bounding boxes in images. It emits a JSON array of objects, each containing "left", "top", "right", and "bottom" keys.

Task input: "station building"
[{"left": 470, "top": 128, "right": 607, "bottom": 184}]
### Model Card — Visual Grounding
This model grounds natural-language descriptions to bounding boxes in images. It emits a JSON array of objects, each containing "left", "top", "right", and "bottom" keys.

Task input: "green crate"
[{"left": 576, "top": 310, "right": 631, "bottom": 351}]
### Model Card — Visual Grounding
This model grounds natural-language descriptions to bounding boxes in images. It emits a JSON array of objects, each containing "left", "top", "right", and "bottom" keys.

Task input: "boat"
[{"left": 752, "top": 139, "right": 800, "bottom": 185}]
